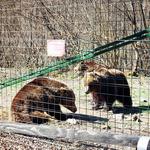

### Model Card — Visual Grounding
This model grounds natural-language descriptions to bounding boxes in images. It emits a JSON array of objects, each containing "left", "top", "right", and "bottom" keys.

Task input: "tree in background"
[{"left": 0, "top": 0, "right": 149, "bottom": 75}]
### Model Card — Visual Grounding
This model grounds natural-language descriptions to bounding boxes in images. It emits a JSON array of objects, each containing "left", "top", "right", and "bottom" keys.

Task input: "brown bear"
[
  {"left": 75, "top": 61, "right": 132, "bottom": 110},
  {"left": 83, "top": 69, "right": 132, "bottom": 111},
  {"left": 11, "top": 77, "right": 77, "bottom": 124},
  {"left": 74, "top": 61, "right": 110, "bottom": 108}
]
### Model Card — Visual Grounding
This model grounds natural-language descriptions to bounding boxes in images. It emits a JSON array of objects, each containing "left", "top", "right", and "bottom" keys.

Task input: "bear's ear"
[
  {"left": 93, "top": 70, "right": 98, "bottom": 76},
  {"left": 80, "top": 62, "right": 88, "bottom": 71},
  {"left": 81, "top": 61, "right": 85, "bottom": 64}
]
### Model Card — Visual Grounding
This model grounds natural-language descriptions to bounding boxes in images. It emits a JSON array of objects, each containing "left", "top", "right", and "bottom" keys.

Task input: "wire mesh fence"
[{"left": 0, "top": 0, "right": 150, "bottom": 149}]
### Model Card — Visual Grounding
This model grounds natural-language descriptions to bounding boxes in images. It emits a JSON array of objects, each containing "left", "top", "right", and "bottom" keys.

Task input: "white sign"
[{"left": 47, "top": 40, "right": 65, "bottom": 57}]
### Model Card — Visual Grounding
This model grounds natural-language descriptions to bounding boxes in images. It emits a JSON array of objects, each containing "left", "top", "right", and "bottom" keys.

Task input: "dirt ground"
[
  {"left": 0, "top": 72, "right": 149, "bottom": 149},
  {"left": 1, "top": 131, "right": 131, "bottom": 150}
]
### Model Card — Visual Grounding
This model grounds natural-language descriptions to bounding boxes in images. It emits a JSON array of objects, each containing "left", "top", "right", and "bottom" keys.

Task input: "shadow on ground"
[
  {"left": 65, "top": 106, "right": 149, "bottom": 123},
  {"left": 112, "top": 106, "right": 150, "bottom": 114},
  {"left": 66, "top": 113, "right": 108, "bottom": 124}
]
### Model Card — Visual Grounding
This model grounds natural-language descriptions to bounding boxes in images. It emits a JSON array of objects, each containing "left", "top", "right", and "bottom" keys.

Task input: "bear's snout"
[
  {"left": 69, "top": 101, "right": 77, "bottom": 113},
  {"left": 66, "top": 105, "right": 77, "bottom": 113},
  {"left": 71, "top": 106, "right": 77, "bottom": 113}
]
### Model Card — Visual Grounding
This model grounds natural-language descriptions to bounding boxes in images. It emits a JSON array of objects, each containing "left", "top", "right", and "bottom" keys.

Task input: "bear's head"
[
  {"left": 83, "top": 71, "right": 101, "bottom": 94},
  {"left": 74, "top": 61, "right": 108, "bottom": 77},
  {"left": 74, "top": 61, "right": 89, "bottom": 77},
  {"left": 57, "top": 87, "right": 77, "bottom": 113}
]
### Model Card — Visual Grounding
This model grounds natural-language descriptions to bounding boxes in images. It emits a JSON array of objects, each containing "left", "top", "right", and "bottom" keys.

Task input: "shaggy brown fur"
[
  {"left": 84, "top": 70, "right": 132, "bottom": 111},
  {"left": 11, "top": 77, "right": 77, "bottom": 124},
  {"left": 74, "top": 61, "right": 108, "bottom": 77},
  {"left": 31, "top": 77, "right": 68, "bottom": 88},
  {"left": 75, "top": 61, "right": 132, "bottom": 110}
]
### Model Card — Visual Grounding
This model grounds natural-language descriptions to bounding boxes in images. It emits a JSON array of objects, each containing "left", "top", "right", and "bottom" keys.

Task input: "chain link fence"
[{"left": 0, "top": 0, "right": 150, "bottom": 149}]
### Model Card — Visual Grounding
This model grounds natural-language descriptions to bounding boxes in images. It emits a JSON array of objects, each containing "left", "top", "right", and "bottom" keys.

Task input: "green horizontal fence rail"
[{"left": 0, "top": 28, "right": 150, "bottom": 90}]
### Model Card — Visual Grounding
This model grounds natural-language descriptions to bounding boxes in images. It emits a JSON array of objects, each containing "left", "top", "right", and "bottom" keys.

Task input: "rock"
[
  {"left": 132, "top": 115, "right": 142, "bottom": 122},
  {"left": 133, "top": 115, "right": 138, "bottom": 121},
  {"left": 138, "top": 118, "right": 142, "bottom": 122},
  {"left": 101, "top": 124, "right": 111, "bottom": 130},
  {"left": 66, "top": 118, "right": 78, "bottom": 125},
  {"left": 113, "top": 114, "right": 125, "bottom": 120},
  {"left": 140, "top": 97, "right": 149, "bottom": 103}
]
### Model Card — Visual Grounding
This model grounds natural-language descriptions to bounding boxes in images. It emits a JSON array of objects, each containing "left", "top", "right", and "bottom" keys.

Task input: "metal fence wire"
[{"left": 0, "top": 0, "right": 150, "bottom": 150}]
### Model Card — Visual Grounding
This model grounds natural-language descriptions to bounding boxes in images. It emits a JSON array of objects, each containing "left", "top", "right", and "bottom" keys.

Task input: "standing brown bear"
[
  {"left": 11, "top": 77, "right": 77, "bottom": 124},
  {"left": 74, "top": 61, "right": 109, "bottom": 108},
  {"left": 83, "top": 69, "right": 132, "bottom": 111},
  {"left": 74, "top": 61, "right": 132, "bottom": 110}
]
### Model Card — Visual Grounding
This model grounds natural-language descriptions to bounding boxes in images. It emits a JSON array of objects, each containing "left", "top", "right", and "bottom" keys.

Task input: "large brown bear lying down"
[
  {"left": 83, "top": 69, "right": 133, "bottom": 111},
  {"left": 11, "top": 77, "right": 77, "bottom": 124}
]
